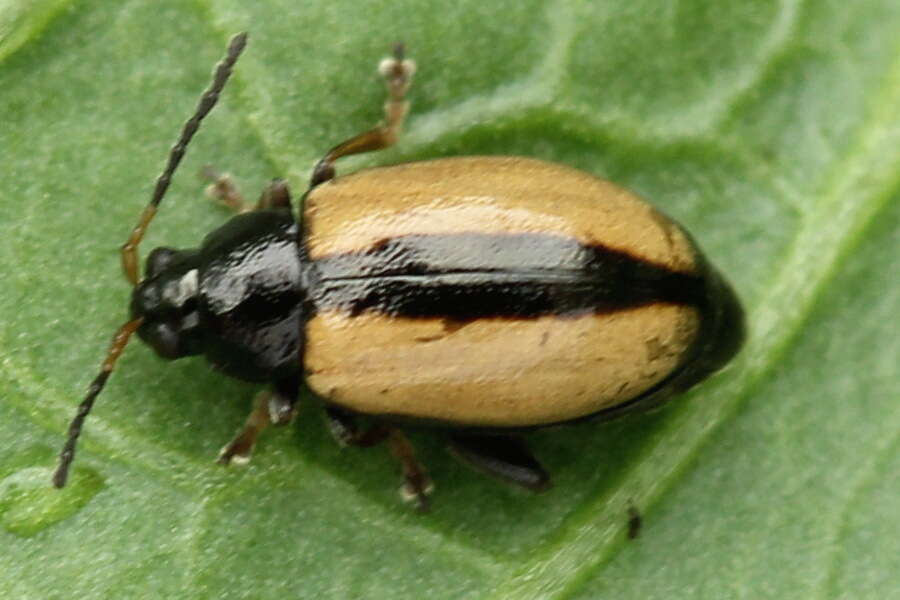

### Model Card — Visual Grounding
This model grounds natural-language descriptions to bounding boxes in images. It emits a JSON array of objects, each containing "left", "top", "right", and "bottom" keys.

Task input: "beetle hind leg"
[
  {"left": 309, "top": 43, "right": 416, "bottom": 187},
  {"left": 447, "top": 433, "right": 551, "bottom": 492},
  {"left": 218, "top": 376, "right": 299, "bottom": 465}
]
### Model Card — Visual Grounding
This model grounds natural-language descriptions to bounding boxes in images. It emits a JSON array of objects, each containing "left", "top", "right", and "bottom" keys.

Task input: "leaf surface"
[{"left": 1, "top": 1, "right": 897, "bottom": 598}]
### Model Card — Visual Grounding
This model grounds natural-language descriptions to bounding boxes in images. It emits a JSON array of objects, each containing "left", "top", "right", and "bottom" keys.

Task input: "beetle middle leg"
[
  {"left": 308, "top": 43, "right": 416, "bottom": 187},
  {"left": 204, "top": 167, "right": 293, "bottom": 213},
  {"left": 202, "top": 167, "right": 247, "bottom": 212},
  {"left": 389, "top": 429, "right": 433, "bottom": 512},
  {"left": 325, "top": 406, "right": 391, "bottom": 447},
  {"left": 218, "top": 376, "right": 299, "bottom": 465},
  {"left": 325, "top": 406, "right": 433, "bottom": 511}
]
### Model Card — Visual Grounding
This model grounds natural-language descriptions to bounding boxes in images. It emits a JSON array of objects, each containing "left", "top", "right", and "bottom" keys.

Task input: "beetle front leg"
[
  {"left": 217, "top": 390, "right": 273, "bottom": 465},
  {"left": 309, "top": 43, "right": 416, "bottom": 187},
  {"left": 218, "top": 376, "right": 299, "bottom": 465}
]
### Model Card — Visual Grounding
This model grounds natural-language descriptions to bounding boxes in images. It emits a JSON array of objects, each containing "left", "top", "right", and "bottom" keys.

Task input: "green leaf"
[{"left": 1, "top": 0, "right": 897, "bottom": 598}]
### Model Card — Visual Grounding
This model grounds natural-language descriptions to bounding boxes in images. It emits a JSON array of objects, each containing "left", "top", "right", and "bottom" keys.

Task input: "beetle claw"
[
  {"left": 217, "top": 441, "right": 252, "bottom": 466},
  {"left": 399, "top": 479, "right": 433, "bottom": 512},
  {"left": 399, "top": 474, "right": 434, "bottom": 512}
]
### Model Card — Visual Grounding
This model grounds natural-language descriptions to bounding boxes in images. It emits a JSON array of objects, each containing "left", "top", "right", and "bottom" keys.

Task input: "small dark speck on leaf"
[{"left": 627, "top": 502, "right": 642, "bottom": 540}]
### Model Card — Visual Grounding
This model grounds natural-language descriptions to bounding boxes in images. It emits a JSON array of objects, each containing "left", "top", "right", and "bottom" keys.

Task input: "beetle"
[{"left": 53, "top": 33, "right": 744, "bottom": 511}]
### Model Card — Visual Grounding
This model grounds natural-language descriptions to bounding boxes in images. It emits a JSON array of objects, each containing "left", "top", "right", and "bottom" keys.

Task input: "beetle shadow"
[
  {"left": 81, "top": 328, "right": 698, "bottom": 561},
  {"left": 97, "top": 352, "right": 683, "bottom": 559},
  {"left": 290, "top": 395, "right": 677, "bottom": 557}
]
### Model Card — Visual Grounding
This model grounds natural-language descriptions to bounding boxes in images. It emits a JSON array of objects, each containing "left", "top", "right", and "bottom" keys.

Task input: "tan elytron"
[
  {"left": 304, "top": 306, "right": 700, "bottom": 426},
  {"left": 302, "top": 156, "right": 704, "bottom": 425},
  {"left": 304, "top": 156, "right": 697, "bottom": 273}
]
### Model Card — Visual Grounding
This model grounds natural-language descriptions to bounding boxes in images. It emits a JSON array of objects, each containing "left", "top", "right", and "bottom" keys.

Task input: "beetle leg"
[
  {"left": 446, "top": 433, "right": 551, "bottom": 492},
  {"left": 323, "top": 407, "right": 432, "bottom": 511},
  {"left": 217, "top": 376, "right": 299, "bottom": 465},
  {"left": 256, "top": 178, "right": 292, "bottom": 210},
  {"left": 268, "top": 375, "right": 300, "bottom": 424},
  {"left": 324, "top": 405, "right": 390, "bottom": 447},
  {"left": 309, "top": 43, "right": 416, "bottom": 187},
  {"left": 203, "top": 169, "right": 293, "bottom": 213},
  {"left": 388, "top": 428, "right": 433, "bottom": 512},
  {"left": 202, "top": 166, "right": 249, "bottom": 212},
  {"left": 217, "top": 390, "right": 273, "bottom": 465}
]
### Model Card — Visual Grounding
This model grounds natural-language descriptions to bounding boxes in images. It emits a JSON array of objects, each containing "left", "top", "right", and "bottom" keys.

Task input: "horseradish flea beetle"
[{"left": 53, "top": 33, "right": 745, "bottom": 511}]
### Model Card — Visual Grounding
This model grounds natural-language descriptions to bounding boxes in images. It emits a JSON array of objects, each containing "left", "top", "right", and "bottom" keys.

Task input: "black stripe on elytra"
[{"left": 305, "top": 233, "right": 704, "bottom": 320}]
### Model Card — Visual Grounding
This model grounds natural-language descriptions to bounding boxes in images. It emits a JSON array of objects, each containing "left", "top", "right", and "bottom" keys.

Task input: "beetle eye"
[
  {"left": 131, "top": 279, "right": 160, "bottom": 319},
  {"left": 146, "top": 247, "right": 179, "bottom": 278},
  {"left": 148, "top": 322, "right": 181, "bottom": 359}
]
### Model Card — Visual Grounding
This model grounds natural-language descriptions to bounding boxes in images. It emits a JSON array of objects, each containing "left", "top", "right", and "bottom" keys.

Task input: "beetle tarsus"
[
  {"left": 400, "top": 475, "right": 434, "bottom": 513},
  {"left": 217, "top": 441, "right": 253, "bottom": 466},
  {"left": 203, "top": 167, "right": 249, "bottom": 213}
]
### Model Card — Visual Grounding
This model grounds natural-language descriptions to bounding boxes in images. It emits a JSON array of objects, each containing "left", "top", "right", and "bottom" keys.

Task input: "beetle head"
[{"left": 130, "top": 246, "right": 204, "bottom": 360}]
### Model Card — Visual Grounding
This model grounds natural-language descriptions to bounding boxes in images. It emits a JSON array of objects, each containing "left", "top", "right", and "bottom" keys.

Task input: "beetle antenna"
[
  {"left": 53, "top": 317, "right": 144, "bottom": 488},
  {"left": 120, "top": 32, "right": 248, "bottom": 285}
]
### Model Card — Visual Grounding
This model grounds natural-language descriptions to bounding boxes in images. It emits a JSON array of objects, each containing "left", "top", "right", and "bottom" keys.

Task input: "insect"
[
  {"left": 627, "top": 501, "right": 642, "bottom": 540},
  {"left": 53, "top": 33, "right": 744, "bottom": 511}
]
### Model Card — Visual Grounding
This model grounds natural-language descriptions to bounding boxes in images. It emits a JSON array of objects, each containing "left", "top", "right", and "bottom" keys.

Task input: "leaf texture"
[{"left": 1, "top": 1, "right": 898, "bottom": 598}]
